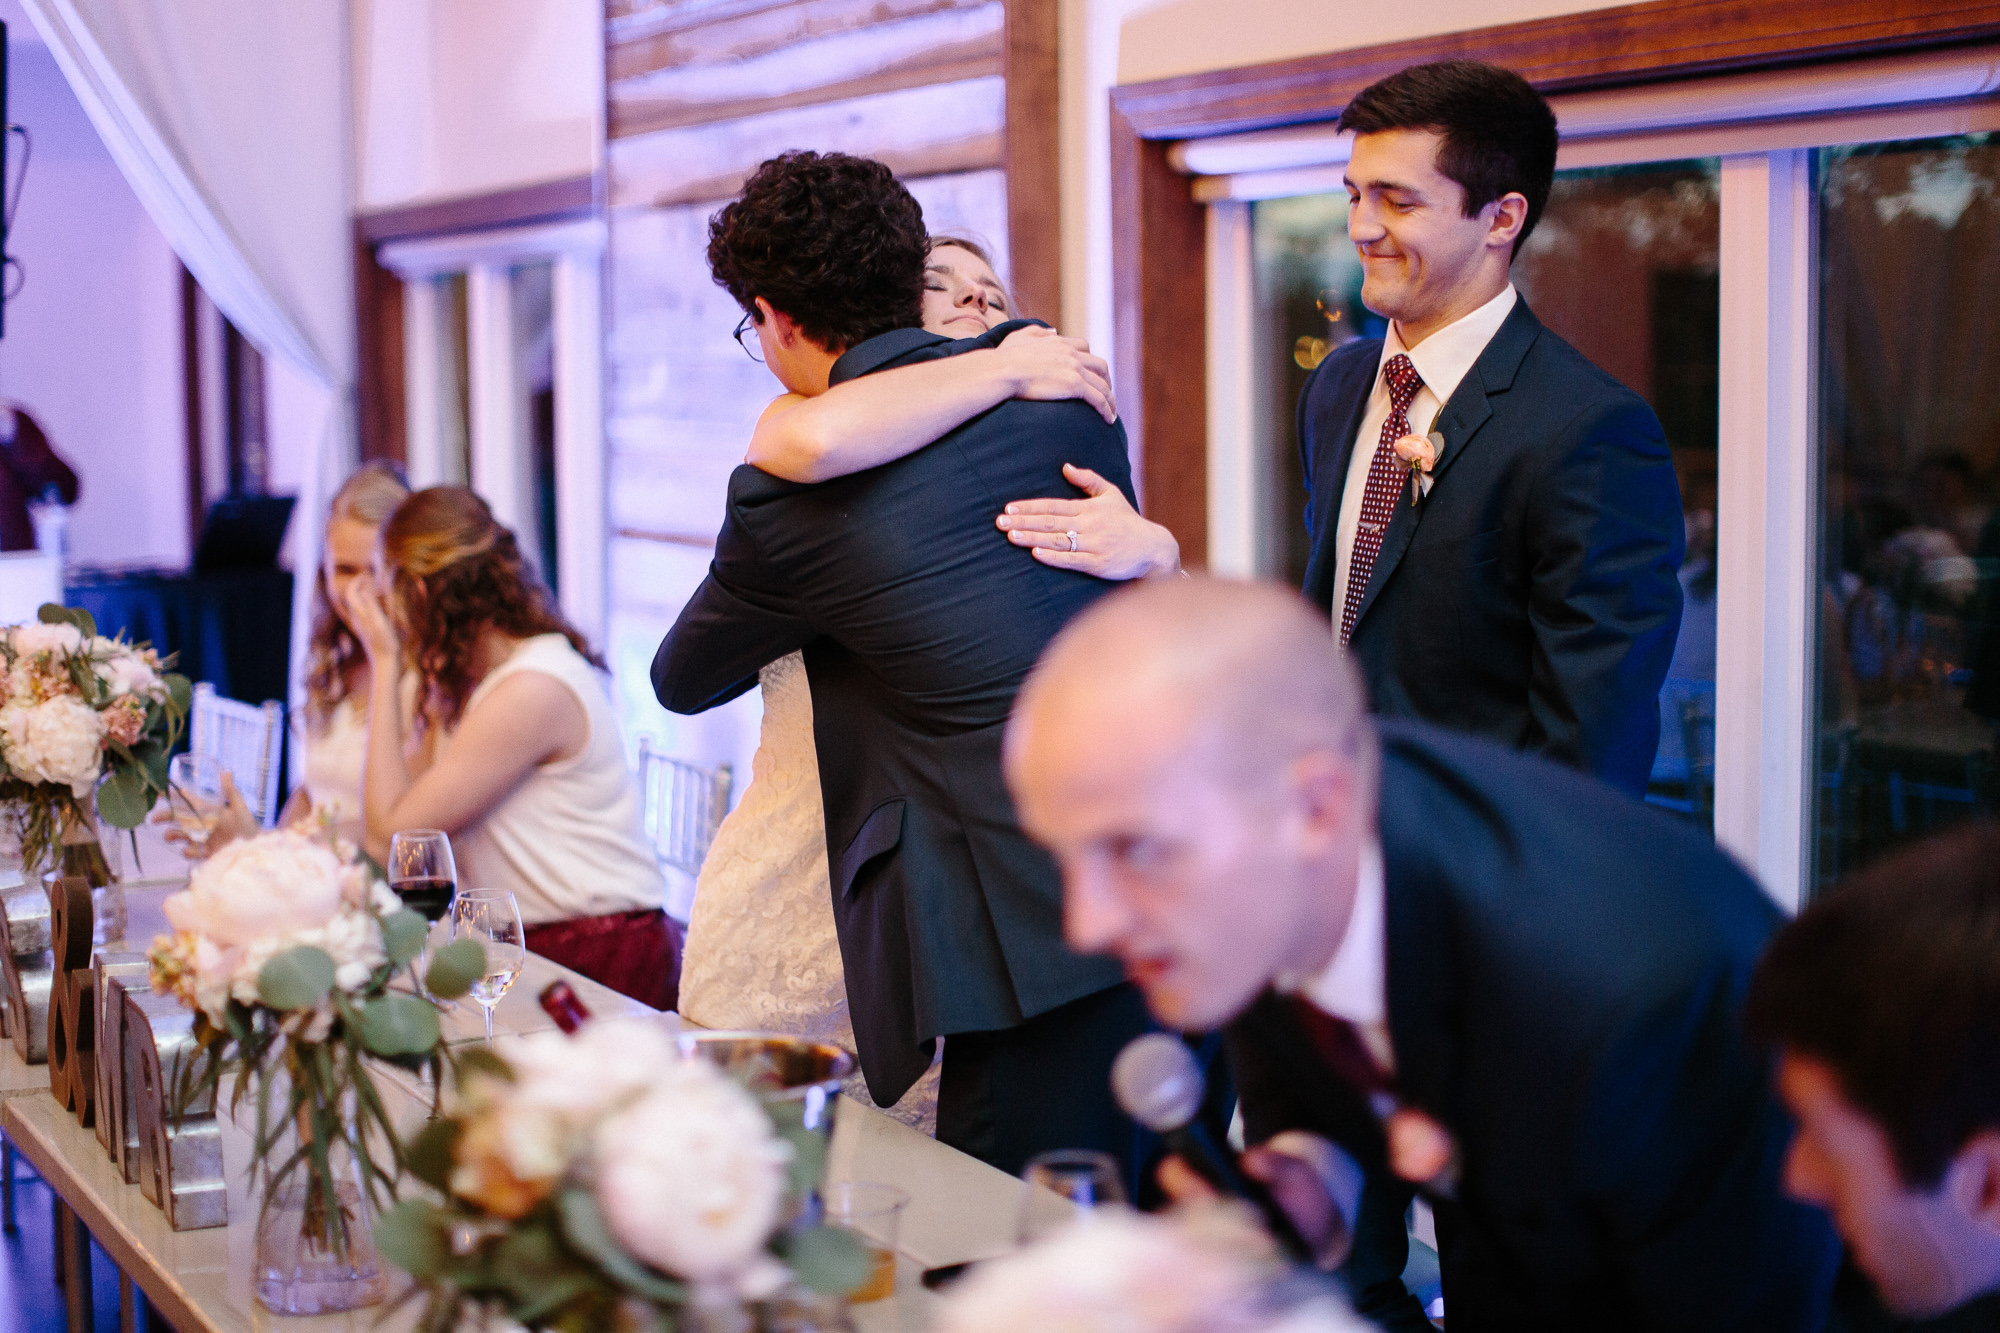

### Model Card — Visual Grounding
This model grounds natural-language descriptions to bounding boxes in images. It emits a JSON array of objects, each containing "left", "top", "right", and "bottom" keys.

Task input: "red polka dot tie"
[{"left": 1339, "top": 354, "right": 1424, "bottom": 646}]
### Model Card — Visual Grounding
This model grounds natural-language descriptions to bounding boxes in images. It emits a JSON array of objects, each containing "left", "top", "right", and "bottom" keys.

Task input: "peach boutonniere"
[{"left": 1392, "top": 432, "right": 1440, "bottom": 507}]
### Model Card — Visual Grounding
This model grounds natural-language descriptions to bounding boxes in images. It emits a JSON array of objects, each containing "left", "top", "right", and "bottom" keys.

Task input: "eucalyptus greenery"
[
  {"left": 172, "top": 910, "right": 487, "bottom": 1258},
  {"left": 377, "top": 1060, "right": 874, "bottom": 1333}
]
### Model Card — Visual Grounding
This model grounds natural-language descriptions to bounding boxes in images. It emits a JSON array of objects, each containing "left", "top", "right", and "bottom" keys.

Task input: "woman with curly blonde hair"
[
  {"left": 289, "top": 463, "right": 411, "bottom": 838},
  {"left": 344, "top": 485, "right": 673, "bottom": 1009}
]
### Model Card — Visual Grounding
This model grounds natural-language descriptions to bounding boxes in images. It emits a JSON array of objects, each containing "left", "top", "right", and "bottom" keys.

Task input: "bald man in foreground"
[{"left": 1003, "top": 579, "right": 1839, "bottom": 1332}]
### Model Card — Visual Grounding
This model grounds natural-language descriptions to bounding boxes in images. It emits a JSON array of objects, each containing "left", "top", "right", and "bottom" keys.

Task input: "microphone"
[{"left": 1112, "top": 1033, "right": 1315, "bottom": 1261}]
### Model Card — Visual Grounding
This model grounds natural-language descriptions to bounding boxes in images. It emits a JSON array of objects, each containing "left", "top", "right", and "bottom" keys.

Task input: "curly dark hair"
[
  {"left": 1338, "top": 59, "right": 1558, "bottom": 256},
  {"left": 379, "top": 486, "right": 603, "bottom": 732},
  {"left": 707, "top": 151, "right": 927, "bottom": 352},
  {"left": 303, "top": 462, "right": 408, "bottom": 731}
]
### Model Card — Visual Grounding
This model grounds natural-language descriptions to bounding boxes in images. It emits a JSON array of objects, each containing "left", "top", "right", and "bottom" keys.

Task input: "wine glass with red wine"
[{"left": 387, "top": 829, "right": 457, "bottom": 923}]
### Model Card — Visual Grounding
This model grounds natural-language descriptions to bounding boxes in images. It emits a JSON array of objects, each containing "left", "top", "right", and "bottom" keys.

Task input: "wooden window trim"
[
  {"left": 353, "top": 176, "right": 601, "bottom": 465},
  {"left": 1110, "top": 0, "right": 2000, "bottom": 567}
]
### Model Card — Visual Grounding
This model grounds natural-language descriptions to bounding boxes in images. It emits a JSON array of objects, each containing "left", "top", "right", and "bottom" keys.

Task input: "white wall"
[
  {"left": 0, "top": 15, "right": 187, "bottom": 569},
  {"left": 354, "top": 0, "right": 604, "bottom": 211},
  {"left": 1060, "top": 0, "right": 1624, "bottom": 380}
]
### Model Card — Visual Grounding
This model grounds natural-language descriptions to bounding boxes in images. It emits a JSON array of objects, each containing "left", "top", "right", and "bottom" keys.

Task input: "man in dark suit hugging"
[
  {"left": 1005, "top": 578, "right": 1839, "bottom": 1331},
  {"left": 656, "top": 150, "right": 1153, "bottom": 1180},
  {"left": 1301, "top": 60, "right": 1684, "bottom": 794}
]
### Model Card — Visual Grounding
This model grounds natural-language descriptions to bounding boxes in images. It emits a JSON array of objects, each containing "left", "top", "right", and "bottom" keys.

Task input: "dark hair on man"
[
  {"left": 1337, "top": 59, "right": 1559, "bottom": 254},
  {"left": 1746, "top": 821, "right": 2000, "bottom": 1188},
  {"left": 706, "top": 150, "right": 927, "bottom": 353}
]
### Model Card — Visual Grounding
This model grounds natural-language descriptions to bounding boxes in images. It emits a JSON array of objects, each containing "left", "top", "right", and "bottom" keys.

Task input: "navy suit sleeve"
[
  {"left": 1576, "top": 971, "right": 1839, "bottom": 1331},
  {"left": 1522, "top": 396, "right": 1685, "bottom": 787},
  {"left": 651, "top": 501, "right": 814, "bottom": 715}
]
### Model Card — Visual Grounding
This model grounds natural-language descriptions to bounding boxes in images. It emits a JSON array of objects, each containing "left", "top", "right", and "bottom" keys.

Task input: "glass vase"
[
  {"left": 252, "top": 1128, "right": 387, "bottom": 1315},
  {"left": 35, "top": 802, "right": 123, "bottom": 945}
]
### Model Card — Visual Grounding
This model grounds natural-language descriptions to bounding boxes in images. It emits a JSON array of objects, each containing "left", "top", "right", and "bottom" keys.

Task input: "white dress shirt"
[
  {"left": 1284, "top": 837, "right": 1394, "bottom": 1074},
  {"left": 1266, "top": 837, "right": 1391, "bottom": 1261},
  {"left": 1331, "top": 284, "right": 1519, "bottom": 623}
]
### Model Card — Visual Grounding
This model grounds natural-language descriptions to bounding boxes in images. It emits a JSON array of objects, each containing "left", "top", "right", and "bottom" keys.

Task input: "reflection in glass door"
[
  {"left": 1815, "top": 133, "right": 2000, "bottom": 889},
  {"left": 1247, "top": 159, "right": 1720, "bottom": 826}
]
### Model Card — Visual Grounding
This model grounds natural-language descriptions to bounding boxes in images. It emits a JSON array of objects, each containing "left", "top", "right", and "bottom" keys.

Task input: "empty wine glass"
[
  {"left": 1018, "top": 1149, "right": 1126, "bottom": 1243},
  {"left": 167, "top": 752, "right": 226, "bottom": 855},
  {"left": 449, "top": 888, "right": 525, "bottom": 1045}
]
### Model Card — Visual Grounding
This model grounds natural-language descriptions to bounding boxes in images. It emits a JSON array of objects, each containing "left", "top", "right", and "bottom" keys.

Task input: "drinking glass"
[
  {"left": 449, "top": 888, "right": 525, "bottom": 1044},
  {"left": 821, "top": 1182, "right": 907, "bottom": 1303},
  {"left": 386, "top": 829, "right": 457, "bottom": 923},
  {"left": 167, "top": 752, "right": 226, "bottom": 855},
  {"left": 1018, "top": 1149, "right": 1126, "bottom": 1243}
]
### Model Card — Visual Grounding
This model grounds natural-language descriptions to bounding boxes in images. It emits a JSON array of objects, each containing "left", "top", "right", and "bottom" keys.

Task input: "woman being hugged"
[{"left": 346, "top": 486, "right": 675, "bottom": 1009}]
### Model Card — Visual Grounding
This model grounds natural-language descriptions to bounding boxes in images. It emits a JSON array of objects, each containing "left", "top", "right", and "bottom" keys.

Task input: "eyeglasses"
[{"left": 733, "top": 312, "right": 765, "bottom": 363}]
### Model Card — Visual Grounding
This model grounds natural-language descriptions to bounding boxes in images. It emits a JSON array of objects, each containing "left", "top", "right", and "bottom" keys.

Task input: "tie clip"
[{"left": 1358, "top": 521, "right": 1386, "bottom": 535}]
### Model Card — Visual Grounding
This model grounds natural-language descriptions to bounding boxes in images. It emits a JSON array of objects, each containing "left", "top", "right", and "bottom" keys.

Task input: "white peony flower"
[
  {"left": 166, "top": 831, "right": 349, "bottom": 946},
  {"left": 11, "top": 622, "right": 84, "bottom": 659},
  {"left": 0, "top": 696, "right": 106, "bottom": 795},
  {"left": 159, "top": 831, "right": 389, "bottom": 1024},
  {"left": 95, "top": 651, "right": 164, "bottom": 701},
  {"left": 934, "top": 1207, "right": 1367, "bottom": 1333},
  {"left": 592, "top": 1055, "right": 791, "bottom": 1282}
]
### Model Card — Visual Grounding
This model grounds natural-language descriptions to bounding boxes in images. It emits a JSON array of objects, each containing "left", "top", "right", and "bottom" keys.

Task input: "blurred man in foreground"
[
  {"left": 1003, "top": 577, "right": 1838, "bottom": 1331},
  {"left": 1748, "top": 824, "right": 2000, "bottom": 1331}
]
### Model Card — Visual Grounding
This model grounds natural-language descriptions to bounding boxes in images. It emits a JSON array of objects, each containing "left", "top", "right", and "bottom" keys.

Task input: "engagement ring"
[{"left": 1066, "top": 530, "right": 1079, "bottom": 552}]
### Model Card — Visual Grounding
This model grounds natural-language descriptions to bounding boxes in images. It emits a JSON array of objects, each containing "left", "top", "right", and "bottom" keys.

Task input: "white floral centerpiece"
[
  {"left": 0, "top": 604, "right": 190, "bottom": 879},
  {"left": 148, "top": 829, "right": 484, "bottom": 1312},
  {"left": 379, "top": 1020, "right": 872, "bottom": 1331},
  {"left": 935, "top": 1205, "right": 1371, "bottom": 1333}
]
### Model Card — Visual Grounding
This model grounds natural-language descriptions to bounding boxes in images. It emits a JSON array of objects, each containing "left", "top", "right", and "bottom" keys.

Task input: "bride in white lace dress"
[{"left": 676, "top": 239, "right": 1181, "bottom": 1132}]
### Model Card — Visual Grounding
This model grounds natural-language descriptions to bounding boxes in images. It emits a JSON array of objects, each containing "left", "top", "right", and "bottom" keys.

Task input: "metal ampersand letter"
[
  {"left": 124, "top": 988, "right": 227, "bottom": 1229},
  {"left": 46, "top": 873, "right": 97, "bottom": 1123},
  {"left": 0, "top": 883, "right": 54, "bottom": 1062},
  {"left": 92, "top": 952, "right": 149, "bottom": 1161}
]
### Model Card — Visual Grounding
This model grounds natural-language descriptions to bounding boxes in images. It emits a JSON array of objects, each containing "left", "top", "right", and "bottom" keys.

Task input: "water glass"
[
  {"left": 1018, "top": 1149, "right": 1126, "bottom": 1243},
  {"left": 822, "top": 1182, "right": 907, "bottom": 1303},
  {"left": 167, "top": 752, "right": 225, "bottom": 854},
  {"left": 449, "top": 888, "right": 525, "bottom": 1044}
]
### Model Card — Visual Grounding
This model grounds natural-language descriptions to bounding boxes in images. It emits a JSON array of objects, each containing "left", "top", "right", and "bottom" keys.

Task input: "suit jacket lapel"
[
  {"left": 1345, "top": 301, "right": 1543, "bottom": 636},
  {"left": 1301, "top": 350, "right": 1381, "bottom": 609},
  {"left": 1381, "top": 786, "right": 1459, "bottom": 1122}
]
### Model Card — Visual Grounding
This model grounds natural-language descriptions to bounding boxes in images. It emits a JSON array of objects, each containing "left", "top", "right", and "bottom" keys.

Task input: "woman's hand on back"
[
  {"left": 992, "top": 325, "right": 1117, "bottom": 423},
  {"left": 996, "top": 464, "right": 1182, "bottom": 581}
]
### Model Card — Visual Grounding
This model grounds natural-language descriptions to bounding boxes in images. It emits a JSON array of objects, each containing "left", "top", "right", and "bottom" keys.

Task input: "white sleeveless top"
[
  {"left": 443, "top": 634, "right": 666, "bottom": 927},
  {"left": 300, "top": 696, "right": 368, "bottom": 844},
  {"left": 299, "top": 675, "right": 419, "bottom": 847}
]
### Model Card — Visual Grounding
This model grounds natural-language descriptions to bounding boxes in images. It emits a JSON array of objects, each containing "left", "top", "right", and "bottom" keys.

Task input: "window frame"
[
  {"left": 1158, "top": 28, "right": 2000, "bottom": 910},
  {"left": 378, "top": 217, "right": 610, "bottom": 647}
]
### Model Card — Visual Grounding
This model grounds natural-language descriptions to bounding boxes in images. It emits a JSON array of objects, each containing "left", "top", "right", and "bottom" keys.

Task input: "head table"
[{"left": 1, "top": 836, "right": 1028, "bottom": 1332}]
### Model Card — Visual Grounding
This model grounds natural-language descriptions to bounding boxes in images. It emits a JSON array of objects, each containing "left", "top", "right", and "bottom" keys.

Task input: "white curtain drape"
[{"left": 20, "top": 0, "right": 356, "bottom": 760}]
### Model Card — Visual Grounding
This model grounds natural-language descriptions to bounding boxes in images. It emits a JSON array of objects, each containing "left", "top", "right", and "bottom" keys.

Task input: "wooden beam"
[
  {"left": 1106, "top": 0, "right": 2000, "bottom": 573},
  {"left": 609, "top": 76, "right": 1005, "bottom": 209},
  {"left": 608, "top": 0, "right": 990, "bottom": 84},
  {"left": 358, "top": 176, "right": 597, "bottom": 244},
  {"left": 1111, "top": 0, "right": 2000, "bottom": 141},
  {"left": 1110, "top": 103, "right": 1208, "bottom": 569},
  {"left": 179, "top": 266, "right": 203, "bottom": 550},
  {"left": 1002, "top": 0, "right": 1061, "bottom": 324},
  {"left": 611, "top": 45, "right": 1003, "bottom": 139}
]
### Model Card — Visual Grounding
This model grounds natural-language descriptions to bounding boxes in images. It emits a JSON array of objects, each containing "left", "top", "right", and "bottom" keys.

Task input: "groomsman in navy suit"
[
  {"left": 1006, "top": 580, "right": 1840, "bottom": 1332},
  {"left": 1300, "top": 60, "right": 1683, "bottom": 794}
]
